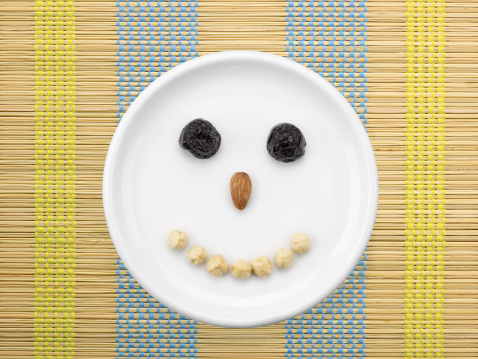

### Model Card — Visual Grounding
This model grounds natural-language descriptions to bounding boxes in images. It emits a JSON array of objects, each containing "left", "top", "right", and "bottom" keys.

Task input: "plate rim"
[{"left": 103, "top": 50, "right": 379, "bottom": 328}]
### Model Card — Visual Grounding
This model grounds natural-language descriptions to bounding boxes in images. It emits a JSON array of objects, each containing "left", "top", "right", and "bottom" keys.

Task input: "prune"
[
  {"left": 266, "top": 123, "right": 306, "bottom": 163},
  {"left": 179, "top": 119, "right": 221, "bottom": 159}
]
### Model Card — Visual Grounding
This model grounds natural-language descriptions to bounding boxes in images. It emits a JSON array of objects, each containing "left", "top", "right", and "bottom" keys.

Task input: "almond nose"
[{"left": 230, "top": 172, "right": 252, "bottom": 211}]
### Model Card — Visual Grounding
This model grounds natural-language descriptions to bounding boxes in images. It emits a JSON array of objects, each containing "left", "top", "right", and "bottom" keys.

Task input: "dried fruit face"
[
  {"left": 267, "top": 123, "right": 306, "bottom": 163},
  {"left": 179, "top": 119, "right": 221, "bottom": 159}
]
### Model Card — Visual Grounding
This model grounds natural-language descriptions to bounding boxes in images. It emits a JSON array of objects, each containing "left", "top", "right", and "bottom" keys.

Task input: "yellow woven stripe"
[
  {"left": 34, "top": 0, "right": 76, "bottom": 357},
  {"left": 405, "top": 1, "right": 445, "bottom": 357}
]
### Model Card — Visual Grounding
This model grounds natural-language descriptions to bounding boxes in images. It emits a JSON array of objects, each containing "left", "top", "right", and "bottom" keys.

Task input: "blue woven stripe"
[
  {"left": 286, "top": 1, "right": 367, "bottom": 358},
  {"left": 116, "top": 1, "right": 198, "bottom": 357}
]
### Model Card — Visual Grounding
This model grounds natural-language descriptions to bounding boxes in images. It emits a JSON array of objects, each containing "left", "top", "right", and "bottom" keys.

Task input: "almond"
[{"left": 230, "top": 172, "right": 252, "bottom": 210}]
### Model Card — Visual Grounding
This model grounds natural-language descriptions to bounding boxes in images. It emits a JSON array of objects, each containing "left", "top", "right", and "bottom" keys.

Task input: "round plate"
[{"left": 103, "top": 51, "right": 378, "bottom": 328}]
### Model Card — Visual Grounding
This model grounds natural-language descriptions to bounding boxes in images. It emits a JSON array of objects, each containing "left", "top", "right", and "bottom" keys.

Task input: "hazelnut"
[
  {"left": 252, "top": 256, "right": 272, "bottom": 277},
  {"left": 291, "top": 233, "right": 310, "bottom": 253},
  {"left": 206, "top": 254, "right": 229, "bottom": 277},
  {"left": 187, "top": 245, "right": 207, "bottom": 265},
  {"left": 168, "top": 230, "right": 188, "bottom": 249},
  {"left": 231, "top": 260, "right": 252, "bottom": 279},
  {"left": 275, "top": 248, "right": 293, "bottom": 268}
]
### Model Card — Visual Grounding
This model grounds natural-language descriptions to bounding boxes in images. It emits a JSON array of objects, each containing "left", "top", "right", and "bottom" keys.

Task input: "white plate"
[{"left": 103, "top": 51, "right": 378, "bottom": 328}]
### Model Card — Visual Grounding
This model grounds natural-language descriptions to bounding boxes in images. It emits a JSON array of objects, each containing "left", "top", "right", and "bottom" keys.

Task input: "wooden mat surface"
[{"left": 1, "top": 0, "right": 477, "bottom": 358}]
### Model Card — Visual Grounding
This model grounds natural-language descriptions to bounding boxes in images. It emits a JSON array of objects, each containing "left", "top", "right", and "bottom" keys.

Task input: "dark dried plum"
[
  {"left": 179, "top": 119, "right": 221, "bottom": 159},
  {"left": 267, "top": 123, "right": 306, "bottom": 163}
]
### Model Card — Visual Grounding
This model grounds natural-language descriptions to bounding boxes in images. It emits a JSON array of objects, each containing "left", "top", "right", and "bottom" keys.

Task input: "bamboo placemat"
[{"left": 1, "top": 0, "right": 477, "bottom": 358}]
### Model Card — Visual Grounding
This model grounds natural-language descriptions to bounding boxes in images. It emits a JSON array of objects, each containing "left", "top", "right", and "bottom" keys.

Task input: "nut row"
[{"left": 167, "top": 230, "right": 311, "bottom": 278}]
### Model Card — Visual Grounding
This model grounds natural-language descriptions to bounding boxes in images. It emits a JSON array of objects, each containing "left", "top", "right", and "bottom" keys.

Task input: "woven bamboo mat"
[{"left": 1, "top": 0, "right": 477, "bottom": 358}]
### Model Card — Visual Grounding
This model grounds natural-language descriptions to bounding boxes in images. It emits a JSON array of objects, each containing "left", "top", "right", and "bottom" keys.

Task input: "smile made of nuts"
[{"left": 168, "top": 230, "right": 311, "bottom": 279}]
